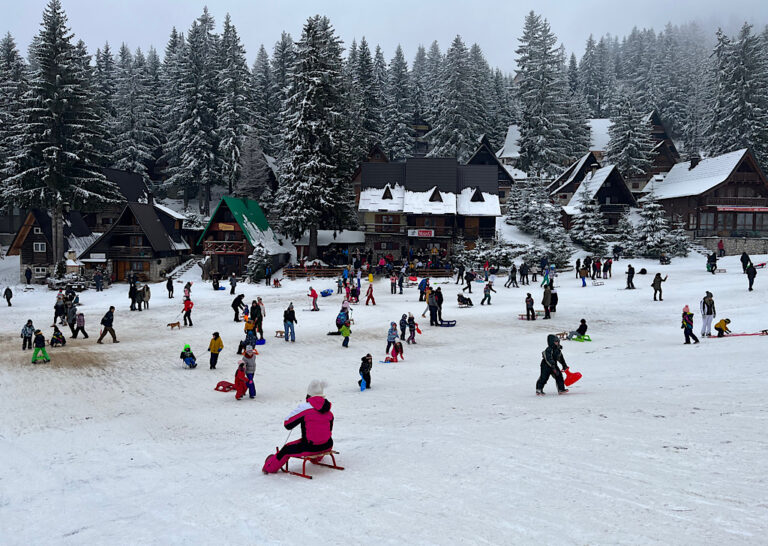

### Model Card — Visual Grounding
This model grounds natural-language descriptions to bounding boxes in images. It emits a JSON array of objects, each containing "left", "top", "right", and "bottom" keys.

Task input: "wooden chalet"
[
  {"left": 358, "top": 158, "right": 501, "bottom": 257},
  {"left": 79, "top": 202, "right": 191, "bottom": 282},
  {"left": 197, "top": 196, "right": 290, "bottom": 277},
  {"left": 7, "top": 209, "right": 96, "bottom": 283},
  {"left": 627, "top": 111, "right": 681, "bottom": 193},
  {"left": 641, "top": 148, "right": 768, "bottom": 252},
  {"left": 466, "top": 135, "right": 516, "bottom": 203},
  {"left": 352, "top": 144, "right": 389, "bottom": 209}
]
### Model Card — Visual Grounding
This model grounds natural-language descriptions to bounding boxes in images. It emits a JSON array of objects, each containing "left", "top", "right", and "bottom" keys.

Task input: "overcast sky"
[{"left": 5, "top": 0, "right": 768, "bottom": 71}]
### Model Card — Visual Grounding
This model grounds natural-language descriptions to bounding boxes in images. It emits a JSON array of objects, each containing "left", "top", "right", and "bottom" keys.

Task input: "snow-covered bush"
[{"left": 245, "top": 244, "right": 269, "bottom": 282}]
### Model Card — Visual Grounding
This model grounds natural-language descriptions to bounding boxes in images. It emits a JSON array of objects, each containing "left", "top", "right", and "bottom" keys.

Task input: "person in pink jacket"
[
  {"left": 263, "top": 380, "right": 334, "bottom": 473},
  {"left": 308, "top": 287, "right": 319, "bottom": 311}
]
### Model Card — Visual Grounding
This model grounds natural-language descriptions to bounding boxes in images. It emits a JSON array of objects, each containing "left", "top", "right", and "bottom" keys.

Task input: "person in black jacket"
[
  {"left": 283, "top": 303, "right": 297, "bottom": 342},
  {"left": 166, "top": 277, "right": 174, "bottom": 298},
  {"left": 435, "top": 287, "right": 444, "bottom": 321},
  {"left": 359, "top": 353, "right": 373, "bottom": 389},
  {"left": 740, "top": 252, "right": 751, "bottom": 274},
  {"left": 746, "top": 262, "right": 757, "bottom": 291},
  {"left": 399, "top": 314, "right": 407, "bottom": 340},
  {"left": 626, "top": 264, "right": 635, "bottom": 289},
  {"left": 456, "top": 264, "right": 465, "bottom": 285},
  {"left": 567, "top": 319, "right": 588, "bottom": 340},
  {"left": 519, "top": 263, "right": 529, "bottom": 285},
  {"left": 536, "top": 334, "right": 569, "bottom": 395},
  {"left": 97, "top": 306, "right": 119, "bottom": 343},
  {"left": 462, "top": 270, "right": 475, "bottom": 293},
  {"left": 232, "top": 294, "right": 246, "bottom": 322},
  {"left": 4, "top": 286, "right": 12, "bottom": 306}
]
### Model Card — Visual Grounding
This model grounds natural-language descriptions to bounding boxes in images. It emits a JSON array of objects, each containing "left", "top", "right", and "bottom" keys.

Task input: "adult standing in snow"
[
  {"left": 94, "top": 270, "right": 104, "bottom": 292},
  {"left": 229, "top": 272, "right": 237, "bottom": 295},
  {"left": 283, "top": 303, "right": 297, "bottom": 342},
  {"left": 625, "top": 264, "right": 635, "bottom": 289},
  {"left": 700, "top": 292, "right": 716, "bottom": 337},
  {"left": 4, "top": 286, "right": 12, "bottom": 306},
  {"left": 549, "top": 283, "right": 559, "bottom": 312},
  {"left": 166, "top": 277, "right": 174, "bottom": 298},
  {"left": 746, "top": 262, "right": 757, "bottom": 291},
  {"left": 505, "top": 263, "right": 518, "bottom": 288},
  {"left": 141, "top": 285, "right": 151, "bottom": 309},
  {"left": 651, "top": 273, "right": 668, "bottom": 301},
  {"left": 208, "top": 332, "right": 223, "bottom": 369},
  {"left": 536, "top": 334, "right": 569, "bottom": 395},
  {"left": 182, "top": 297, "right": 194, "bottom": 327},
  {"left": 66, "top": 303, "right": 78, "bottom": 336},
  {"left": 463, "top": 270, "right": 474, "bottom": 292},
  {"left": 129, "top": 283, "right": 137, "bottom": 311},
  {"left": 262, "top": 380, "right": 334, "bottom": 474},
  {"left": 256, "top": 297, "right": 266, "bottom": 340},
  {"left": 740, "top": 252, "right": 751, "bottom": 274},
  {"left": 398, "top": 270, "right": 404, "bottom": 294},
  {"left": 541, "top": 284, "right": 552, "bottom": 319},
  {"left": 97, "top": 306, "right": 119, "bottom": 344},
  {"left": 519, "top": 263, "right": 529, "bottom": 285},
  {"left": 717, "top": 239, "right": 725, "bottom": 257},
  {"left": 232, "top": 294, "right": 246, "bottom": 322},
  {"left": 241, "top": 346, "right": 258, "bottom": 399},
  {"left": 24, "top": 266, "right": 32, "bottom": 285},
  {"left": 265, "top": 265, "right": 272, "bottom": 287},
  {"left": 575, "top": 258, "right": 581, "bottom": 279},
  {"left": 681, "top": 305, "right": 700, "bottom": 345},
  {"left": 427, "top": 289, "right": 439, "bottom": 326},
  {"left": 435, "top": 287, "right": 444, "bottom": 321}
]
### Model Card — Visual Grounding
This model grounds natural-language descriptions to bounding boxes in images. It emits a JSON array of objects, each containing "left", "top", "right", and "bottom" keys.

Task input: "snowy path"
[{"left": 1, "top": 254, "right": 767, "bottom": 544}]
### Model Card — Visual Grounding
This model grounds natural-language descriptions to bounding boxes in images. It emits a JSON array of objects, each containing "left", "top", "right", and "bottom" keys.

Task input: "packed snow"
[{"left": 1, "top": 251, "right": 767, "bottom": 543}]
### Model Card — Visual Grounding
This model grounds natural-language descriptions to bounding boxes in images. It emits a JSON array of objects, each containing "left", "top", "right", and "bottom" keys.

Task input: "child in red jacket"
[
  {"left": 183, "top": 297, "right": 194, "bottom": 326},
  {"left": 235, "top": 362, "right": 248, "bottom": 400}
]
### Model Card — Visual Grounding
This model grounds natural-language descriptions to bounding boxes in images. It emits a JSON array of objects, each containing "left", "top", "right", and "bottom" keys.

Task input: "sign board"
[
  {"left": 408, "top": 229, "right": 434, "bottom": 237},
  {"left": 90, "top": 253, "right": 106, "bottom": 260},
  {"left": 715, "top": 206, "right": 768, "bottom": 212},
  {"left": 215, "top": 222, "right": 236, "bottom": 231}
]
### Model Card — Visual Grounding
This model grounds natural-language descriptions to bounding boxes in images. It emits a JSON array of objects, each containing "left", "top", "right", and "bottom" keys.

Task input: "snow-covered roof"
[
  {"left": 153, "top": 202, "right": 187, "bottom": 220},
  {"left": 551, "top": 153, "right": 593, "bottom": 194},
  {"left": 496, "top": 125, "right": 521, "bottom": 159},
  {"left": 358, "top": 183, "right": 405, "bottom": 212},
  {"left": 502, "top": 164, "right": 527, "bottom": 180},
  {"left": 563, "top": 164, "right": 617, "bottom": 215},
  {"left": 635, "top": 173, "right": 666, "bottom": 194},
  {"left": 293, "top": 230, "right": 366, "bottom": 247},
  {"left": 403, "top": 187, "right": 457, "bottom": 215},
  {"left": 67, "top": 234, "right": 99, "bottom": 259},
  {"left": 589, "top": 118, "right": 611, "bottom": 152},
  {"left": 456, "top": 187, "right": 502, "bottom": 216},
  {"left": 640, "top": 149, "right": 747, "bottom": 201},
  {"left": 241, "top": 221, "right": 293, "bottom": 255}
]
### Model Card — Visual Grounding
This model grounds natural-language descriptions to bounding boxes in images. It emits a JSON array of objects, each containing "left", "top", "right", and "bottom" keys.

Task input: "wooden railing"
[
  {"left": 202, "top": 240, "right": 247, "bottom": 255},
  {"left": 704, "top": 197, "right": 768, "bottom": 207}
]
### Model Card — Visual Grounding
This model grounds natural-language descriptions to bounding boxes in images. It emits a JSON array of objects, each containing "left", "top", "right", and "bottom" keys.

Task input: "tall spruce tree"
[
  {"left": 426, "top": 35, "right": 477, "bottom": 161},
  {"left": 270, "top": 32, "right": 295, "bottom": 162},
  {"left": 217, "top": 14, "right": 251, "bottom": 195},
  {"left": 251, "top": 44, "right": 274, "bottom": 154},
  {"left": 382, "top": 45, "right": 413, "bottom": 161},
  {"left": 410, "top": 44, "right": 428, "bottom": 126},
  {"left": 235, "top": 127, "right": 274, "bottom": 215},
  {"left": 351, "top": 37, "right": 382, "bottom": 159},
  {"left": 273, "top": 15, "right": 350, "bottom": 258},
  {"left": 2, "top": 0, "right": 122, "bottom": 262},
  {"left": 635, "top": 189, "right": 669, "bottom": 258},
  {"left": 605, "top": 93, "right": 655, "bottom": 179},
  {"left": 0, "top": 33, "right": 28, "bottom": 176}
]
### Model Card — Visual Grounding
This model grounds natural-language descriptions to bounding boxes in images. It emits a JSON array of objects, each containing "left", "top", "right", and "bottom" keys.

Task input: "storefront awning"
[{"left": 715, "top": 206, "right": 768, "bottom": 212}]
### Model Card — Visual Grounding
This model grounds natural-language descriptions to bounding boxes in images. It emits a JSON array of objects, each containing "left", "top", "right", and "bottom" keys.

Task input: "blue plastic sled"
[
  {"left": 217, "top": 286, "right": 226, "bottom": 290},
  {"left": 255, "top": 338, "right": 266, "bottom": 345},
  {"left": 439, "top": 320, "right": 456, "bottom": 327},
  {"left": 359, "top": 373, "right": 367, "bottom": 391},
  {"left": 321, "top": 289, "right": 333, "bottom": 297}
]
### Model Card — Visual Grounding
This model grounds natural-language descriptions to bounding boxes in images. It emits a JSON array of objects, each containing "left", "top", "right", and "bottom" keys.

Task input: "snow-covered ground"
[{"left": 1, "top": 252, "right": 767, "bottom": 544}]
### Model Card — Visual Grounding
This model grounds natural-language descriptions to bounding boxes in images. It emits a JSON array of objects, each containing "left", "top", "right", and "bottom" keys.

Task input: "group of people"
[{"left": 576, "top": 256, "right": 613, "bottom": 287}]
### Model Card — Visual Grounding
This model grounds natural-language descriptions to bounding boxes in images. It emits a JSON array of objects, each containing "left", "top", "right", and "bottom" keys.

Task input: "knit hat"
[
  {"left": 307, "top": 379, "right": 326, "bottom": 397},
  {"left": 245, "top": 345, "right": 254, "bottom": 352},
  {"left": 683, "top": 305, "right": 690, "bottom": 313}
]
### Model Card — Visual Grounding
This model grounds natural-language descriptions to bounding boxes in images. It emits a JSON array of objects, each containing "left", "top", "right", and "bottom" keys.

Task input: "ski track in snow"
[{"left": 1, "top": 253, "right": 767, "bottom": 544}]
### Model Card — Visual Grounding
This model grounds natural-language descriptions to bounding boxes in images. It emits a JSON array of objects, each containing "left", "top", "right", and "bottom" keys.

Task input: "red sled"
[
  {"left": 215, "top": 381, "right": 235, "bottom": 392},
  {"left": 564, "top": 369, "right": 582, "bottom": 387}
]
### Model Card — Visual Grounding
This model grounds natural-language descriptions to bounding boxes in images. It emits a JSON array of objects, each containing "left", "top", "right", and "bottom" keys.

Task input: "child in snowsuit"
[
  {"left": 480, "top": 283, "right": 496, "bottom": 305},
  {"left": 389, "top": 341, "right": 404, "bottom": 362},
  {"left": 399, "top": 314, "right": 407, "bottom": 340},
  {"left": 235, "top": 362, "right": 248, "bottom": 400},
  {"left": 21, "top": 320, "right": 34, "bottom": 350},
  {"left": 365, "top": 284, "right": 375, "bottom": 305},
  {"left": 386, "top": 322, "right": 399, "bottom": 354},
  {"left": 241, "top": 346, "right": 258, "bottom": 398},
  {"left": 180, "top": 344, "right": 197, "bottom": 368},
  {"left": 308, "top": 287, "right": 319, "bottom": 311},
  {"left": 72, "top": 312, "right": 88, "bottom": 339},
  {"left": 525, "top": 293, "right": 535, "bottom": 320},
  {"left": 714, "top": 318, "right": 732, "bottom": 337},
  {"left": 340, "top": 321, "right": 351, "bottom": 347},
  {"left": 681, "top": 305, "right": 700, "bottom": 344},
  {"left": 208, "top": 332, "right": 223, "bottom": 369},
  {"left": 536, "top": 334, "right": 569, "bottom": 395},
  {"left": 567, "top": 319, "right": 588, "bottom": 340},
  {"left": 457, "top": 294, "right": 473, "bottom": 307},
  {"left": 359, "top": 354, "right": 373, "bottom": 389},
  {"left": 50, "top": 326, "right": 66, "bottom": 347},
  {"left": 183, "top": 297, "right": 194, "bottom": 326},
  {"left": 31, "top": 330, "right": 50, "bottom": 363},
  {"left": 406, "top": 313, "right": 417, "bottom": 344}
]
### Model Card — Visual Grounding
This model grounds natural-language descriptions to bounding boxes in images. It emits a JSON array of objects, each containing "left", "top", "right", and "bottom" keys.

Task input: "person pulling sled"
[{"left": 536, "top": 334, "right": 570, "bottom": 395}]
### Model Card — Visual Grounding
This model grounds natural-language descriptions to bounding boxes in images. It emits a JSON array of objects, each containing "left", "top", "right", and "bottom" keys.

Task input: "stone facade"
[{"left": 697, "top": 236, "right": 768, "bottom": 256}]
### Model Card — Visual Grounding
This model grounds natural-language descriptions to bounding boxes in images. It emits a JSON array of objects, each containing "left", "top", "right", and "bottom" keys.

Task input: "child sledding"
[{"left": 180, "top": 344, "right": 197, "bottom": 368}]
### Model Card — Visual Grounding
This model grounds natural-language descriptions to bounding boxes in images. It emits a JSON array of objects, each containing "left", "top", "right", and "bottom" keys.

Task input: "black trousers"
[
  {"left": 627, "top": 276, "right": 635, "bottom": 289},
  {"left": 536, "top": 362, "right": 565, "bottom": 391},
  {"left": 543, "top": 305, "right": 550, "bottom": 319},
  {"left": 184, "top": 311, "right": 192, "bottom": 326},
  {"left": 429, "top": 306, "right": 438, "bottom": 325},
  {"left": 359, "top": 371, "right": 371, "bottom": 388},
  {"left": 72, "top": 326, "right": 88, "bottom": 338},
  {"left": 233, "top": 307, "right": 240, "bottom": 321},
  {"left": 526, "top": 308, "right": 536, "bottom": 320},
  {"left": 22, "top": 336, "right": 32, "bottom": 350},
  {"left": 210, "top": 352, "right": 219, "bottom": 369},
  {"left": 462, "top": 284, "right": 472, "bottom": 293},
  {"left": 277, "top": 438, "right": 333, "bottom": 461},
  {"left": 683, "top": 328, "right": 699, "bottom": 343}
]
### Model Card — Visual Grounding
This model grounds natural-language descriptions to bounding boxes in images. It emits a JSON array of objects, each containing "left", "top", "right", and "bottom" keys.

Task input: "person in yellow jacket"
[
  {"left": 714, "top": 318, "right": 731, "bottom": 338},
  {"left": 208, "top": 332, "right": 224, "bottom": 369}
]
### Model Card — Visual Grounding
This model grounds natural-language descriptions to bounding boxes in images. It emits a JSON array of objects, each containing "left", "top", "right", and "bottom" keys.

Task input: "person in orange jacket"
[{"left": 183, "top": 297, "right": 194, "bottom": 326}]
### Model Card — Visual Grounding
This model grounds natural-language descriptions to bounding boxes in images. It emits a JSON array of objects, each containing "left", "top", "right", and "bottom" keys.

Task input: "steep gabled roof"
[
  {"left": 549, "top": 152, "right": 601, "bottom": 194},
  {"left": 360, "top": 162, "right": 406, "bottom": 190},
  {"left": 197, "top": 196, "right": 290, "bottom": 254},
  {"left": 128, "top": 203, "right": 174, "bottom": 252},
  {"left": 497, "top": 125, "right": 521, "bottom": 159},
  {"left": 641, "top": 149, "right": 750, "bottom": 201},
  {"left": 405, "top": 158, "right": 458, "bottom": 193},
  {"left": 103, "top": 167, "right": 150, "bottom": 202},
  {"left": 7, "top": 209, "right": 93, "bottom": 257},
  {"left": 466, "top": 135, "right": 514, "bottom": 184},
  {"left": 563, "top": 164, "right": 637, "bottom": 215}
]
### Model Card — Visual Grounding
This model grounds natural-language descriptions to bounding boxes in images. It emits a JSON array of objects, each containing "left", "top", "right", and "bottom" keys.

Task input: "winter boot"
[{"left": 536, "top": 389, "right": 545, "bottom": 396}]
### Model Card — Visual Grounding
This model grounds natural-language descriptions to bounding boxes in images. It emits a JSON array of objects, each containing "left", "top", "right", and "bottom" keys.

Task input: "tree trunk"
[
  {"left": 183, "top": 186, "right": 189, "bottom": 211},
  {"left": 204, "top": 182, "right": 211, "bottom": 216},
  {"left": 308, "top": 225, "right": 319, "bottom": 260},
  {"left": 52, "top": 202, "right": 64, "bottom": 273}
]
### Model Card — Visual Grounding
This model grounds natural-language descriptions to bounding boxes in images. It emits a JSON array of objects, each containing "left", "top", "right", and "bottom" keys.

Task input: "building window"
[
  {"left": 604, "top": 197, "right": 611, "bottom": 205},
  {"left": 700, "top": 212, "right": 714, "bottom": 231},
  {"left": 131, "top": 261, "right": 145, "bottom": 272},
  {"left": 756, "top": 214, "right": 766, "bottom": 231},
  {"left": 33, "top": 242, "right": 46, "bottom": 253},
  {"left": 688, "top": 212, "right": 696, "bottom": 229},
  {"left": 632, "top": 182, "right": 640, "bottom": 189},
  {"left": 736, "top": 213, "right": 752, "bottom": 231},
  {"left": 33, "top": 227, "right": 42, "bottom": 235},
  {"left": 34, "top": 266, "right": 47, "bottom": 275},
  {"left": 130, "top": 235, "right": 143, "bottom": 247}
]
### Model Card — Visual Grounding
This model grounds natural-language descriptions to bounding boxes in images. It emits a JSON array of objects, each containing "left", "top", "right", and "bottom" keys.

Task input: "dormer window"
[
  {"left": 429, "top": 188, "right": 443, "bottom": 202},
  {"left": 470, "top": 188, "right": 485, "bottom": 202},
  {"left": 382, "top": 186, "right": 393, "bottom": 200}
]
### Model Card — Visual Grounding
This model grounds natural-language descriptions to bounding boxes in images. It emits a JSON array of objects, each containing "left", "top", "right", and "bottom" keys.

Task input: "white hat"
[
  {"left": 245, "top": 345, "right": 254, "bottom": 352},
  {"left": 307, "top": 379, "right": 326, "bottom": 397}
]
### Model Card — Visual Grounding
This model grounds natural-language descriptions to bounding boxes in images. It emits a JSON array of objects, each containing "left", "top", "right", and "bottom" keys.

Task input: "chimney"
[
  {"left": 689, "top": 155, "right": 701, "bottom": 170},
  {"left": 589, "top": 163, "right": 599, "bottom": 177},
  {"left": 147, "top": 191, "right": 155, "bottom": 205}
]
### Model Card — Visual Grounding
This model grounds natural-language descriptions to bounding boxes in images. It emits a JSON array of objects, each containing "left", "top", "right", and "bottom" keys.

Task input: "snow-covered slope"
[{"left": 1, "top": 253, "right": 766, "bottom": 543}]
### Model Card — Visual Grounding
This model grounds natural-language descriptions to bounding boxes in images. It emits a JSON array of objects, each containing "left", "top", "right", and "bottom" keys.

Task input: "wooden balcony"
[
  {"left": 203, "top": 240, "right": 247, "bottom": 255},
  {"left": 704, "top": 197, "right": 768, "bottom": 207},
  {"left": 107, "top": 246, "right": 154, "bottom": 258}
]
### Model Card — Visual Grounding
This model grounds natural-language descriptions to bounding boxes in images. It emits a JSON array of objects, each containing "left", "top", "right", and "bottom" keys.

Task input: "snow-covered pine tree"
[
  {"left": 72, "top": 38, "right": 111, "bottom": 166},
  {"left": 251, "top": 44, "right": 273, "bottom": 154},
  {"left": 706, "top": 24, "right": 768, "bottom": 166},
  {"left": 567, "top": 52, "right": 579, "bottom": 95},
  {"left": 270, "top": 32, "right": 295, "bottom": 162},
  {"left": 515, "top": 12, "right": 570, "bottom": 177},
  {"left": 559, "top": 45, "right": 591, "bottom": 161},
  {"left": 373, "top": 45, "right": 388, "bottom": 119},
  {"left": 410, "top": 44, "right": 428, "bottom": 127},
  {"left": 236, "top": 127, "right": 275, "bottom": 215},
  {"left": 605, "top": 92, "right": 655, "bottom": 179},
  {"left": 273, "top": 15, "right": 349, "bottom": 259},
  {"left": 542, "top": 224, "right": 574, "bottom": 266},
  {"left": 578, "top": 35, "right": 601, "bottom": 116},
  {"left": 2, "top": 0, "right": 123, "bottom": 263},
  {"left": 423, "top": 40, "right": 443, "bottom": 125},
  {"left": 218, "top": 14, "right": 252, "bottom": 195},
  {"left": 635, "top": 189, "right": 669, "bottom": 258},
  {"left": 615, "top": 209, "right": 637, "bottom": 258},
  {"left": 166, "top": 9, "right": 221, "bottom": 213},
  {"left": 382, "top": 45, "right": 413, "bottom": 161},
  {"left": 245, "top": 243, "right": 269, "bottom": 282},
  {"left": 112, "top": 45, "right": 161, "bottom": 184},
  {"left": 488, "top": 68, "right": 513, "bottom": 150},
  {"left": 350, "top": 37, "right": 382, "bottom": 162},
  {"left": 0, "top": 32, "right": 28, "bottom": 176},
  {"left": 468, "top": 43, "right": 492, "bottom": 140},
  {"left": 426, "top": 35, "right": 477, "bottom": 161},
  {"left": 569, "top": 191, "right": 607, "bottom": 255},
  {"left": 93, "top": 43, "right": 117, "bottom": 160},
  {"left": 666, "top": 220, "right": 690, "bottom": 257}
]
